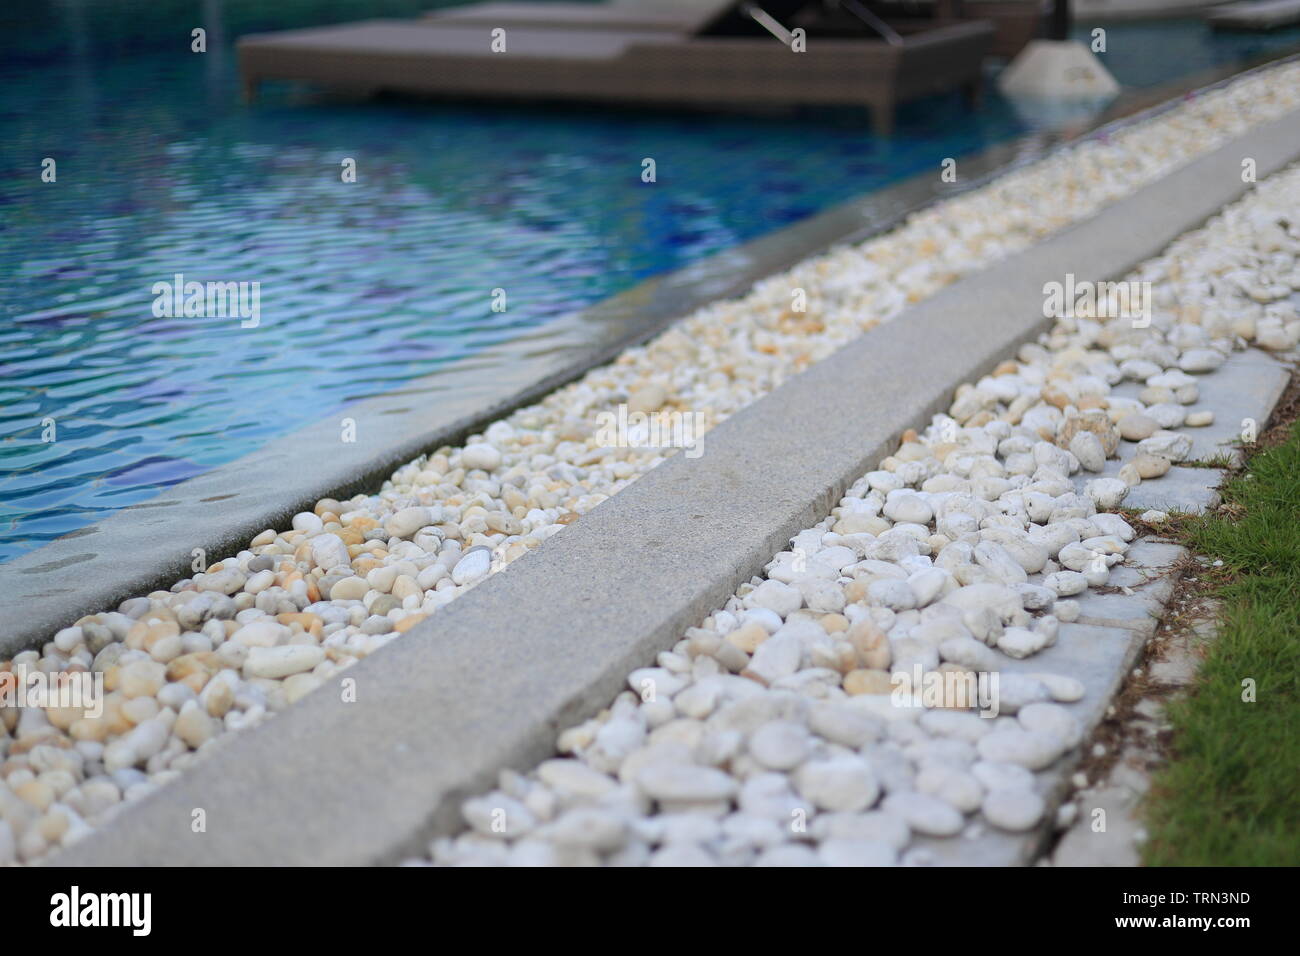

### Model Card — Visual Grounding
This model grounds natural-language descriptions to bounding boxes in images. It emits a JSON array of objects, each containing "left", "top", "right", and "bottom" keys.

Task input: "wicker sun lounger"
[
  {"left": 238, "top": 1, "right": 995, "bottom": 135},
  {"left": 1207, "top": 0, "right": 1300, "bottom": 30},
  {"left": 422, "top": 0, "right": 1038, "bottom": 58},
  {"left": 422, "top": 2, "right": 731, "bottom": 33}
]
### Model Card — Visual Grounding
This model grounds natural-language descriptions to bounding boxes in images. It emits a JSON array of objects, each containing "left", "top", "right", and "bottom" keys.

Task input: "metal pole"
[{"left": 1048, "top": 0, "right": 1071, "bottom": 42}]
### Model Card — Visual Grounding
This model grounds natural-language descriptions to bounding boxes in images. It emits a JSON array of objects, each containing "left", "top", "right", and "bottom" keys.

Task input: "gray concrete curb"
[
  {"left": 49, "top": 108, "right": 1300, "bottom": 866},
  {"left": 8, "top": 53, "right": 1298, "bottom": 658}
]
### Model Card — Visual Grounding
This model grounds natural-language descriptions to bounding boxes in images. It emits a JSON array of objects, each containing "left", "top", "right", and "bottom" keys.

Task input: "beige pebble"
[
  {"left": 283, "top": 673, "right": 323, "bottom": 705},
  {"left": 118, "top": 660, "right": 165, "bottom": 699},
  {"left": 848, "top": 620, "right": 891, "bottom": 670},
  {"left": 125, "top": 619, "right": 178, "bottom": 652},
  {"left": 201, "top": 679, "right": 235, "bottom": 718},
  {"left": 148, "top": 633, "right": 183, "bottom": 663},
  {"left": 15, "top": 779, "right": 55, "bottom": 812},
  {"left": 1139, "top": 386, "right": 1175, "bottom": 406},
  {"left": 166, "top": 652, "right": 219, "bottom": 684},
  {"left": 1132, "top": 453, "right": 1172, "bottom": 479},
  {"left": 844, "top": 669, "right": 894, "bottom": 696},
  {"left": 174, "top": 703, "right": 216, "bottom": 748},
  {"left": 366, "top": 565, "right": 398, "bottom": 593},
  {"left": 393, "top": 613, "right": 428, "bottom": 634},
  {"left": 37, "top": 808, "right": 69, "bottom": 844},
  {"left": 69, "top": 717, "right": 109, "bottom": 743},
  {"left": 485, "top": 512, "right": 522, "bottom": 535},
  {"left": 46, "top": 705, "right": 82, "bottom": 732},
  {"left": 121, "top": 696, "right": 159, "bottom": 726},
  {"left": 725, "top": 620, "right": 768, "bottom": 654},
  {"left": 243, "top": 645, "right": 325, "bottom": 679},
  {"left": 820, "top": 613, "right": 849, "bottom": 634},
  {"left": 329, "top": 576, "right": 369, "bottom": 601},
  {"left": 1117, "top": 412, "right": 1159, "bottom": 442},
  {"left": 277, "top": 612, "right": 323, "bottom": 636},
  {"left": 244, "top": 569, "right": 277, "bottom": 594},
  {"left": 231, "top": 621, "right": 289, "bottom": 648},
  {"left": 627, "top": 382, "right": 668, "bottom": 415}
]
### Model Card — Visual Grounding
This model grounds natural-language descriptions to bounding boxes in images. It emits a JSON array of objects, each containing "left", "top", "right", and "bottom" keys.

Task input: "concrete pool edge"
[
  {"left": 47, "top": 109, "right": 1300, "bottom": 866},
  {"left": 4, "top": 49, "right": 1299, "bottom": 658}
]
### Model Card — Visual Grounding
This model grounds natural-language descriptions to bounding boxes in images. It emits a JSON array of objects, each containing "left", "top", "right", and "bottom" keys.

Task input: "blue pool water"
[{"left": 2, "top": 1, "right": 1299, "bottom": 564}]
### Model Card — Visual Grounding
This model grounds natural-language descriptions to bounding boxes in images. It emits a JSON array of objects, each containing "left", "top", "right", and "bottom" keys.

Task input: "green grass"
[
  {"left": 1142, "top": 421, "right": 1300, "bottom": 866},
  {"left": 1182, "top": 452, "right": 1240, "bottom": 470}
]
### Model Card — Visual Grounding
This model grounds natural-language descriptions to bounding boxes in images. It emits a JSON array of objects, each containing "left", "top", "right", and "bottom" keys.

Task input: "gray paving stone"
[
  {"left": 1182, "top": 350, "right": 1292, "bottom": 463},
  {"left": 1030, "top": 540, "right": 1186, "bottom": 634},
  {"left": 1125, "top": 468, "right": 1224, "bottom": 514},
  {"left": 1052, "top": 785, "right": 1145, "bottom": 867},
  {"left": 1075, "top": 587, "right": 1173, "bottom": 635},
  {"left": 1147, "top": 653, "right": 1199, "bottom": 686},
  {"left": 1076, "top": 463, "right": 1223, "bottom": 514},
  {"left": 917, "top": 617, "right": 1156, "bottom": 865},
  {"left": 1123, "top": 540, "right": 1187, "bottom": 571},
  {"left": 1107, "top": 349, "right": 1289, "bottom": 465},
  {"left": 1069, "top": 349, "right": 1292, "bottom": 515}
]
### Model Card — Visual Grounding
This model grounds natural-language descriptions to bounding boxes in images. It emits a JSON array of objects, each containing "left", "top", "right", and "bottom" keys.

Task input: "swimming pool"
[{"left": 2, "top": 1, "right": 1298, "bottom": 563}]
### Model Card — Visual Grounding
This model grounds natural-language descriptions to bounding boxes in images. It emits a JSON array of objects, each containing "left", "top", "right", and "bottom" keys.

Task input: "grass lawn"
[{"left": 1142, "top": 419, "right": 1300, "bottom": 866}]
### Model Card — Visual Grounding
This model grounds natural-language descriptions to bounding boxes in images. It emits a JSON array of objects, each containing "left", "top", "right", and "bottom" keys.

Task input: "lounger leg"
[
  {"left": 242, "top": 74, "right": 259, "bottom": 104},
  {"left": 963, "top": 79, "right": 983, "bottom": 110}
]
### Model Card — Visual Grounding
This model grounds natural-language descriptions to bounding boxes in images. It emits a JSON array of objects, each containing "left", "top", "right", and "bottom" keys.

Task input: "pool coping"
[
  {"left": 4, "top": 48, "right": 1300, "bottom": 658},
  {"left": 47, "top": 107, "right": 1300, "bottom": 866}
]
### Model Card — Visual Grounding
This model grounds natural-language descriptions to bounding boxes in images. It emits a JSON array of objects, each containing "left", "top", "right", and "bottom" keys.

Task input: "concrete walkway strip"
[{"left": 51, "top": 109, "right": 1300, "bottom": 866}]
